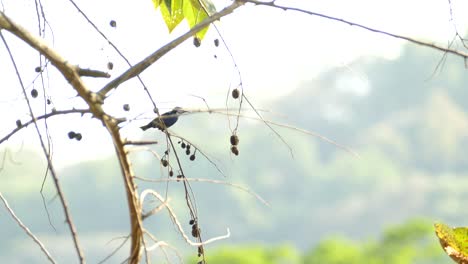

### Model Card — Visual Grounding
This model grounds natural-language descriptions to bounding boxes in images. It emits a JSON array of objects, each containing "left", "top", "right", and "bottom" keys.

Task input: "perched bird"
[{"left": 140, "top": 107, "right": 186, "bottom": 131}]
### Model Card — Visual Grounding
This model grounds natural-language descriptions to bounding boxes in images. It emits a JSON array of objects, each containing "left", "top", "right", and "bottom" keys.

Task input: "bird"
[{"left": 140, "top": 107, "right": 186, "bottom": 131}]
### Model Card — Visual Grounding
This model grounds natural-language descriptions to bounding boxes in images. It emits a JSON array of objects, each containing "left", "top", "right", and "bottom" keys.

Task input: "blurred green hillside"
[{"left": 1, "top": 43, "right": 468, "bottom": 263}]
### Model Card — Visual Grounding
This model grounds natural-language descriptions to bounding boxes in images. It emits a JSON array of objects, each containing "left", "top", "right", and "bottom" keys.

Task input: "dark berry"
[
  {"left": 15, "top": 120, "right": 22, "bottom": 128},
  {"left": 191, "top": 226, "right": 200, "bottom": 237},
  {"left": 31, "top": 89, "right": 38, "bottom": 98},
  {"left": 107, "top": 62, "right": 114, "bottom": 70},
  {"left": 109, "top": 20, "right": 117, "bottom": 27},
  {"left": 190, "top": 154, "right": 195, "bottom": 161},
  {"left": 34, "top": 66, "right": 41, "bottom": 73},
  {"left": 198, "top": 245, "right": 204, "bottom": 255},
  {"left": 230, "top": 135, "right": 239, "bottom": 146},
  {"left": 214, "top": 38, "right": 219, "bottom": 47},
  {"left": 46, "top": 99, "right": 51, "bottom": 105},
  {"left": 185, "top": 149, "right": 190, "bottom": 155},
  {"left": 161, "top": 159, "right": 168, "bottom": 167},
  {"left": 68, "top": 131, "right": 76, "bottom": 139},
  {"left": 231, "top": 145, "right": 239, "bottom": 156},
  {"left": 169, "top": 170, "right": 174, "bottom": 177},
  {"left": 75, "top": 133, "right": 82, "bottom": 141},
  {"left": 189, "top": 219, "right": 195, "bottom": 225},
  {"left": 181, "top": 142, "right": 186, "bottom": 148},
  {"left": 193, "top": 37, "right": 201, "bottom": 47},
  {"left": 232, "top": 88, "right": 240, "bottom": 99},
  {"left": 123, "top": 104, "right": 130, "bottom": 111}
]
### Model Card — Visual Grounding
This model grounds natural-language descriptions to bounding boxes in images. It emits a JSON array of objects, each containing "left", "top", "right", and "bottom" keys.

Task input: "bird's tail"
[{"left": 140, "top": 124, "right": 150, "bottom": 131}]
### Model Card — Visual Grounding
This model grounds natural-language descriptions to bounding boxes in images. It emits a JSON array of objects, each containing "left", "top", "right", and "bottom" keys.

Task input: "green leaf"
[
  {"left": 434, "top": 222, "right": 468, "bottom": 263},
  {"left": 160, "top": 0, "right": 184, "bottom": 32},
  {"left": 164, "top": 0, "right": 171, "bottom": 13},
  {"left": 198, "top": 0, "right": 216, "bottom": 15},
  {"left": 153, "top": 0, "right": 216, "bottom": 39},
  {"left": 151, "top": 0, "right": 161, "bottom": 9},
  {"left": 183, "top": 0, "right": 209, "bottom": 39}
]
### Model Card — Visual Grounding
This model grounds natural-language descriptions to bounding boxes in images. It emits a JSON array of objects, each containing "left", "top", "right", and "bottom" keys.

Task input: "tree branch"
[
  {"left": 244, "top": 0, "right": 468, "bottom": 61},
  {"left": 0, "top": 109, "right": 91, "bottom": 145},
  {"left": 98, "top": 0, "right": 244, "bottom": 96},
  {"left": 0, "top": 10, "right": 144, "bottom": 263},
  {"left": 0, "top": 191, "right": 56, "bottom": 263}
]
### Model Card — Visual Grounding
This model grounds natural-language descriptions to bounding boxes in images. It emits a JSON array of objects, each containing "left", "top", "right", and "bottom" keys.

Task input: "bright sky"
[{"left": 1, "top": 0, "right": 468, "bottom": 167}]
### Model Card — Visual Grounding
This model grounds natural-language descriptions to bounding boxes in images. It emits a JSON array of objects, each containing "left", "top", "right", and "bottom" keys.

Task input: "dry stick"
[
  {"left": 123, "top": 140, "right": 159, "bottom": 146},
  {"left": 136, "top": 176, "right": 270, "bottom": 207},
  {"left": 0, "top": 109, "right": 91, "bottom": 145},
  {"left": 0, "top": 11, "right": 143, "bottom": 263},
  {"left": 142, "top": 198, "right": 171, "bottom": 220},
  {"left": 245, "top": 0, "right": 468, "bottom": 61},
  {"left": 98, "top": 0, "right": 245, "bottom": 96},
  {"left": 226, "top": 111, "right": 360, "bottom": 157},
  {"left": 169, "top": 131, "right": 227, "bottom": 177},
  {"left": 66, "top": 0, "right": 160, "bottom": 115},
  {"left": 0, "top": 191, "right": 56, "bottom": 263},
  {"left": 143, "top": 231, "right": 176, "bottom": 263},
  {"left": 187, "top": 108, "right": 359, "bottom": 157},
  {"left": 0, "top": 31, "right": 86, "bottom": 262},
  {"left": 140, "top": 189, "right": 231, "bottom": 246},
  {"left": 243, "top": 94, "right": 294, "bottom": 157},
  {"left": 97, "top": 236, "right": 131, "bottom": 264}
]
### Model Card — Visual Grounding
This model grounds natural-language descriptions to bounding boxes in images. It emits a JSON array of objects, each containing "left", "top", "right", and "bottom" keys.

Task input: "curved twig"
[
  {"left": 136, "top": 176, "right": 270, "bottom": 207},
  {"left": 140, "top": 189, "right": 231, "bottom": 246}
]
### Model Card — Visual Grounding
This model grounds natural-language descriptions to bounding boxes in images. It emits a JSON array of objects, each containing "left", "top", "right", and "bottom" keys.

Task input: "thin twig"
[
  {"left": 0, "top": 11, "right": 144, "bottom": 262},
  {"left": 142, "top": 198, "right": 171, "bottom": 220},
  {"left": 77, "top": 67, "right": 110, "bottom": 78},
  {"left": 98, "top": 0, "right": 244, "bottom": 96},
  {"left": 169, "top": 132, "right": 227, "bottom": 178},
  {"left": 243, "top": 0, "right": 468, "bottom": 61},
  {"left": 124, "top": 140, "right": 159, "bottom": 146},
  {"left": 136, "top": 176, "right": 270, "bottom": 207},
  {"left": 0, "top": 191, "right": 56, "bottom": 263},
  {"left": 140, "top": 189, "right": 231, "bottom": 246},
  {"left": 0, "top": 31, "right": 86, "bottom": 262},
  {"left": 98, "top": 235, "right": 130, "bottom": 264},
  {"left": 0, "top": 109, "right": 91, "bottom": 145}
]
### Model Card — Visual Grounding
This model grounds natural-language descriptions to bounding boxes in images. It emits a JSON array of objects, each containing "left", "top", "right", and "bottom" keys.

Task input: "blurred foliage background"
[{"left": 1, "top": 42, "right": 467, "bottom": 263}]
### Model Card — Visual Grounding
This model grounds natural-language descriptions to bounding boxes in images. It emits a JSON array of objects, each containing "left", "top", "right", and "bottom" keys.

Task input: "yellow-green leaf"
[
  {"left": 198, "top": 0, "right": 216, "bottom": 15},
  {"left": 183, "top": 0, "right": 209, "bottom": 39},
  {"left": 160, "top": 0, "right": 184, "bottom": 32},
  {"left": 434, "top": 222, "right": 468, "bottom": 263},
  {"left": 151, "top": 0, "right": 161, "bottom": 9}
]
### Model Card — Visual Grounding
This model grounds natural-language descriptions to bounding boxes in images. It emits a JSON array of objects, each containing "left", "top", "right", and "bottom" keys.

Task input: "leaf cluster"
[{"left": 152, "top": 0, "right": 217, "bottom": 39}]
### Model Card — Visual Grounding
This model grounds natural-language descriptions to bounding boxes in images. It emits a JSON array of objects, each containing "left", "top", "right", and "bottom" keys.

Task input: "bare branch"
[
  {"left": 142, "top": 197, "right": 171, "bottom": 220},
  {"left": 77, "top": 67, "right": 110, "bottom": 78},
  {"left": 123, "top": 140, "right": 159, "bottom": 146},
  {"left": 0, "top": 109, "right": 91, "bottom": 145},
  {"left": 136, "top": 176, "right": 270, "bottom": 207},
  {"left": 0, "top": 10, "right": 144, "bottom": 263},
  {"left": 98, "top": 0, "right": 244, "bottom": 96},
  {"left": 0, "top": 30, "right": 86, "bottom": 263},
  {"left": 244, "top": 0, "right": 468, "bottom": 61},
  {"left": 0, "top": 191, "right": 56, "bottom": 263},
  {"left": 140, "top": 189, "right": 231, "bottom": 246}
]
